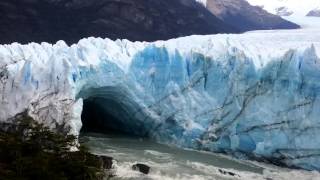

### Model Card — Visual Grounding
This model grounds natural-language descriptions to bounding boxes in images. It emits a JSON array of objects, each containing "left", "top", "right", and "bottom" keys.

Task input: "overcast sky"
[{"left": 247, "top": 0, "right": 320, "bottom": 16}]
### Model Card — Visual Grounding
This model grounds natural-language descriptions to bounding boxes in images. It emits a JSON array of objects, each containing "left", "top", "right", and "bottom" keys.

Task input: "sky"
[{"left": 247, "top": 0, "right": 320, "bottom": 16}]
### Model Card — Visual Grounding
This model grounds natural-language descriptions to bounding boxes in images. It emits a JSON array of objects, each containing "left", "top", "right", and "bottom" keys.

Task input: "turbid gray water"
[{"left": 81, "top": 133, "right": 320, "bottom": 180}]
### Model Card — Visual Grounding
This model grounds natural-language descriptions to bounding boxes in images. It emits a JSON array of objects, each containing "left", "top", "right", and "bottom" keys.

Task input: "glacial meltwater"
[{"left": 81, "top": 133, "right": 320, "bottom": 180}]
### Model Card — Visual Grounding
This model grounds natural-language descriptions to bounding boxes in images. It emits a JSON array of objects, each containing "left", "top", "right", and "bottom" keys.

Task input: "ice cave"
[{"left": 79, "top": 87, "right": 150, "bottom": 137}]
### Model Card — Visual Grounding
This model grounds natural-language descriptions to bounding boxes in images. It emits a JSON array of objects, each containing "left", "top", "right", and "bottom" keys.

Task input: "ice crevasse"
[{"left": 1, "top": 31, "right": 320, "bottom": 171}]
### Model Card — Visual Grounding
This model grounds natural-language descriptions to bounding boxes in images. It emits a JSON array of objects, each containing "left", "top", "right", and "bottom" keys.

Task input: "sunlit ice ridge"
[{"left": 1, "top": 29, "right": 320, "bottom": 171}]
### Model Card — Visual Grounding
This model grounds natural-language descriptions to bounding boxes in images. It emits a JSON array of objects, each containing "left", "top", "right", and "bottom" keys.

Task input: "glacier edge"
[{"left": 1, "top": 33, "right": 320, "bottom": 170}]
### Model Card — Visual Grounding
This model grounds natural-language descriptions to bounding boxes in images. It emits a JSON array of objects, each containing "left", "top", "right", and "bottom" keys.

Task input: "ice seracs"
[{"left": 1, "top": 30, "right": 320, "bottom": 170}]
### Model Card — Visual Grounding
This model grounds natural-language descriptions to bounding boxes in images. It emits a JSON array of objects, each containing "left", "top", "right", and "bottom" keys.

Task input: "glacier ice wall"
[{"left": 1, "top": 31, "right": 320, "bottom": 170}]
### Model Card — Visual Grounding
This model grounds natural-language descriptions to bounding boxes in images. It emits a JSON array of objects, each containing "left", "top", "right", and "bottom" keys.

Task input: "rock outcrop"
[{"left": 132, "top": 163, "right": 150, "bottom": 174}]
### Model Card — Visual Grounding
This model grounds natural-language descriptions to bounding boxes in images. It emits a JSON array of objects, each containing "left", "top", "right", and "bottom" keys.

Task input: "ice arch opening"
[{"left": 78, "top": 86, "right": 151, "bottom": 137}]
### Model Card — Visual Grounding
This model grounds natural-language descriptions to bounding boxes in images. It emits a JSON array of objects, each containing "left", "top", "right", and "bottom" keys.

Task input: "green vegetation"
[{"left": 0, "top": 113, "right": 107, "bottom": 180}]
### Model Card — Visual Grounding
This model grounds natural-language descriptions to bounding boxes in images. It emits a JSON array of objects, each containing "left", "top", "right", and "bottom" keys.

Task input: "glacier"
[{"left": 1, "top": 30, "right": 320, "bottom": 171}]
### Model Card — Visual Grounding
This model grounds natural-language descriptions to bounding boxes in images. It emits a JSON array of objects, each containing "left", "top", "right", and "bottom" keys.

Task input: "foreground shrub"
[{"left": 0, "top": 113, "right": 106, "bottom": 180}]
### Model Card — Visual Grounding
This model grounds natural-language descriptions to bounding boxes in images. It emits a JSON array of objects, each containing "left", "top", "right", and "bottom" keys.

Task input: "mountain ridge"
[
  {"left": 205, "top": 0, "right": 300, "bottom": 31},
  {"left": 0, "top": 0, "right": 237, "bottom": 45}
]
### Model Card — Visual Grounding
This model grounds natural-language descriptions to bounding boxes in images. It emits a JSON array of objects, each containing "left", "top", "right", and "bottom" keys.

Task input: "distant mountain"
[
  {"left": 307, "top": 8, "right": 320, "bottom": 17},
  {"left": 275, "top": 6, "right": 294, "bottom": 16},
  {"left": 205, "top": 0, "right": 299, "bottom": 31},
  {"left": 0, "top": 0, "right": 237, "bottom": 45}
]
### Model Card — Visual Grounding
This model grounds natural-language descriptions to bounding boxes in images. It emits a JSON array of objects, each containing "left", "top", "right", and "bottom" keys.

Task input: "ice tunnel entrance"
[{"left": 78, "top": 87, "right": 151, "bottom": 137}]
